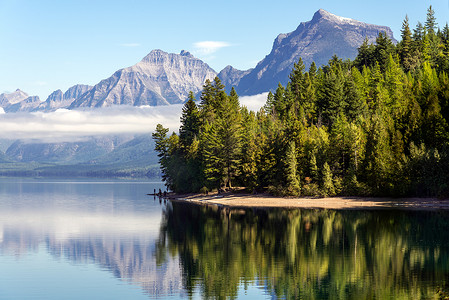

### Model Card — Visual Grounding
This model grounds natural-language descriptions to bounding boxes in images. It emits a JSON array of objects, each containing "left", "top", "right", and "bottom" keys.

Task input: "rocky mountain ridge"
[
  {"left": 69, "top": 49, "right": 217, "bottom": 108},
  {"left": 1, "top": 9, "right": 396, "bottom": 112},
  {"left": 36, "top": 84, "right": 93, "bottom": 112},
  {"left": 0, "top": 85, "right": 93, "bottom": 113},
  {"left": 220, "top": 8, "right": 397, "bottom": 95},
  {"left": 0, "top": 89, "right": 35, "bottom": 112}
]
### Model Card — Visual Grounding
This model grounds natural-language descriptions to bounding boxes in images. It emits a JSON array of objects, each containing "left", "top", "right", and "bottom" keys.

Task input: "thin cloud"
[
  {"left": 193, "top": 41, "right": 231, "bottom": 55},
  {"left": 0, "top": 105, "right": 183, "bottom": 143}
]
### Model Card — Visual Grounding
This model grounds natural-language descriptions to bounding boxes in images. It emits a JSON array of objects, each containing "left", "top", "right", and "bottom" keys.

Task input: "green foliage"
[
  {"left": 354, "top": 38, "right": 375, "bottom": 70},
  {"left": 425, "top": 5, "right": 437, "bottom": 36},
  {"left": 179, "top": 92, "right": 200, "bottom": 148},
  {"left": 321, "top": 162, "right": 335, "bottom": 196},
  {"left": 399, "top": 15, "right": 413, "bottom": 71},
  {"left": 154, "top": 6, "right": 449, "bottom": 196},
  {"left": 283, "top": 141, "right": 301, "bottom": 195}
]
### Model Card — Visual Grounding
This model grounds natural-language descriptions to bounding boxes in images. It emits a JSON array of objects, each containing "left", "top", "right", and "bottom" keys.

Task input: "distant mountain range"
[
  {"left": 0, "top": 85, "right": 93, "bottom": 113},
  {"left": 0, "top": 134, "right": 161, "bottom": 178},
  {"left": 38, "top": 84, "right": 93, "bottom": 112},
  {"left": 0, "top": 9, "right": 397, "bottom": 178},
  {"left": 0, "top": 49, "right": 216, "bottom": 112},
  {"left": 0, "top": 9, "right": 396, "bottom": 113}
]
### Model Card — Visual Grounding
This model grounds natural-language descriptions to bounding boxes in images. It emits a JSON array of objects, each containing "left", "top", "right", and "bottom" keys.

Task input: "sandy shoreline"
[{"left": 168, "top": 192, "right": 449, "bottom": 210}]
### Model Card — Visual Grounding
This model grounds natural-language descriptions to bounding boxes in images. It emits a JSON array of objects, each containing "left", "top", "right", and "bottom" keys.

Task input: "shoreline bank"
[{"left": 168, "top": 192, "right": 449, "bottom": 210}]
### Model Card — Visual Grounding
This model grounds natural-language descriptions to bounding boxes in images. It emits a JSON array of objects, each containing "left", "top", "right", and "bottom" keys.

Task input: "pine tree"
[
  {"left": 264, "top": 91, "right": 275, "bottom": 114},
  {"left": 229, "top": 87, "right": 240, "bottom": 111},
  {"left": 354, "top": 38, "right": 374, "bottom": 69},
  {"left": 385, "top": 54, "right": 405, "bottom": 112},
  {"left": 423, "top": 6, "right": 440, "bottom": 66},
  {"left": 309, "top": 152, "right": 319, "bottom": 182},
  {"left": 399, "top": 15, "right": 413, "bottom": 71},
  {"left": 373, "top": 32, "right": 395, "bottom": 72},
  {"left": 200, "top": 79, "right": 216, "bottom": 123},
  {"left": 309, "top": 62, "right": 317, "bottom": 79},
  {"left": 200, "top": 77, "right": 226, "bottom": 123},
  {"left": 289, "top": 57, "right": 306, "bottom": 103},
  {"left": 302, "top": 73, "right": 317, "bottom": 122},
  {"left": 201, "top": 122, "right": 224, "bottom": 189},
  {"left": 201, "top": 90, "right": 242, "bottom": 189},
  {"left": 317, "top": 66, "right": 345, "bottom": 125},
  {"left": 425, "top": 5, "right": 437, "bottom": 36},
  {"left": 179, "top": 92, "right": 200, "bottom": 148},
  {"left": 438, "top": 23, "right": 449, "bottom": 73},
  {"left": 345, "top": 68, "right": 367, "bottom": 120},
  {"left": 419, "top": 63, "right": 449, "bottom": 148},
  {"left": 363, "top": 112, "right": 394, "bottom": 194},
  {"left": 239, "top": 108, "right": 260, "bottom": 190},
  {"left": 283, "top": 140, "right": 301, "bottom": 195},
  {"left": 152, "top": 125, "right": 185, "bottom": 191},
  {"left": 443, "top": 23, "right": 449, "bottom": 48},
  {"left": 273, "top": 83, "right": 286, "bottom": 119},
  {"left": 330, "top": 114, "right": 352, "bottom": 174},
  {"left": 413, "top": 22, "right": 425, "bottom": 43},
  {"left": 321, "top": 162, "right": 335, "bottom": 196},
  {"left": 178, "top": 92, "right": 205, "bottom": 192},
  {"left": 152, "top": 124, "right": 170, "bottom": 183},
  {"left": 219, "top": 93, "right": 242, "bottom": 188}
]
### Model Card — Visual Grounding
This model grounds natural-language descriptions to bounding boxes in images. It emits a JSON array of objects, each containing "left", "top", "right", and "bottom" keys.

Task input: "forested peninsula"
[{"left": 153, "top": 7, "right": 449, "bottom": 198}]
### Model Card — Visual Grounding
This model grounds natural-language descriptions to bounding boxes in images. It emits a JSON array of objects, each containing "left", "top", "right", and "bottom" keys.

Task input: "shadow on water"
[{"left": 156, "top": 201, "right": 449, "bottom": 299}]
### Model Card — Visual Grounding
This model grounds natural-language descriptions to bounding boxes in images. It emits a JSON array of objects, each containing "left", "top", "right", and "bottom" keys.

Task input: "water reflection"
[
  {"left": 0, "top": 180, "right": 183, "bottom": 299},
  {"left": 2, "top": 179, "right": 449, "bottom": 299},
  {"left": 158, "top": 201, "right": 449, "bottom": 299},
  {"left": 1, "top": 208, "right": 183, "bottom": 298}
]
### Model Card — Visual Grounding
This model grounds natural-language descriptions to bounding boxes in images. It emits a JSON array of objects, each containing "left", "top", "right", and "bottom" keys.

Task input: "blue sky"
[{"left": 0, "top": 0, "right": 448, "bottom": 100}]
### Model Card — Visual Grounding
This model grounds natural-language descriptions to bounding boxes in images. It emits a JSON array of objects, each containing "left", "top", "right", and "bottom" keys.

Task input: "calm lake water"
[{"left": 0, "top": 178, "right": 448, "bottom": 299}]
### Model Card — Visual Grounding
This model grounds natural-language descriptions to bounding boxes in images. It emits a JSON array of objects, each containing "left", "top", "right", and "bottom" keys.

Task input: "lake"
[{"left": 0, "top": 178, "right": 448, "bottom": 299}]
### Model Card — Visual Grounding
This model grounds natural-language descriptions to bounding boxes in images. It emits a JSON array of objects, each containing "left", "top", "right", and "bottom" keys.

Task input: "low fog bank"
[
  {"left": 239, "top": 92, "right": 268, "bottom": 112},
  {"left": 0, "top": 93, "right": 268, "bottom": 143},
  {"left": 0, "top": 105, "right": 183, "bottom": 143}
]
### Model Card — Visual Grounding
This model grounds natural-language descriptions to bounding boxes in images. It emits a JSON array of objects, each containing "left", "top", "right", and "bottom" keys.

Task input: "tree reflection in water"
[{"left": 156, "top": 201, "right": 449, "bottom": 299}]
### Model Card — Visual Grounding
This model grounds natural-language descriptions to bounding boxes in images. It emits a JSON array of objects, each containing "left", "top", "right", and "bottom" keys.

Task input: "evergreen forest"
[{"left": 153, "top": 7, "right": 449, "bottom": 197}]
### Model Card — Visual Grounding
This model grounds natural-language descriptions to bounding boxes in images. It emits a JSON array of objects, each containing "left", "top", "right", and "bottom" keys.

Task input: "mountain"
[
  {"left": 217, "top": 66, "right": 252, "bottom": 93},
  {"left": 3, "top": 10, "right": 396, "bottom": 111},
  {"left": 0, "top": 134, "right": 160, "bottom": 178},
  {"left": 0, "top": 149, "right": 11, "bottom": 163},
  {"left": 36, "top": 84, "right": 93, "bottom": 112},
  {"left": 5, "top": 135, "right": 133, "bottom": 164},
  {"left": 0, "top": 89, "right": 35, "bottom": 112},
  {"left": 0, "top": 89, "right": 28, "bottom": 106},
  {"left": 220, "top": 9, "right": 397, "bottom": 96},
  {"left": 88, "top": 134, "right": 157, "bottom": 166},
  {"left": 70, "top": 50, "right": 217, "bottom": 108},
  {"left": 5, "top": 96, "right": 41, "bottom": 113}
]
